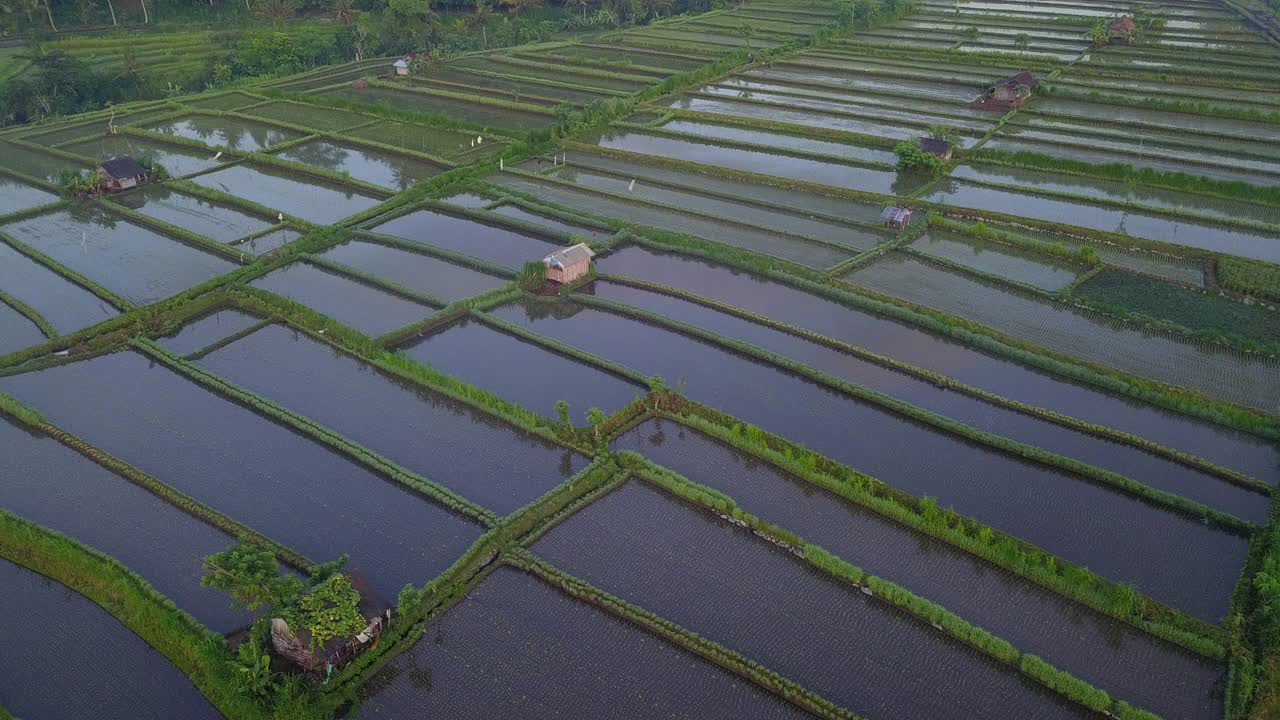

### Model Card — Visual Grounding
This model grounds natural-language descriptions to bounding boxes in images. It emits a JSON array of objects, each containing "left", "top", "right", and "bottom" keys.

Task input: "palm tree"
[
  {"left": 470, "top": 0, "right": 493, "bottom": 48},
  {"left": 1085, "top": 19, "right": 1109, "bottom": 47},
  {"left": 734, "top": 22, "right": 755, "bottom": 52}
]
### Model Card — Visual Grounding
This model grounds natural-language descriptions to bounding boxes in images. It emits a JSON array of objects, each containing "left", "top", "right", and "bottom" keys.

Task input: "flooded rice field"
[
  {"left": 116, "top": 184, "right": 272, "bottom": 243},
  {"left": 156, "top": 308, "right": 263, "bottom": 356},
  {"left": 0, "top": 351, "right": 486, "bottom": 599},
  {"left": 319, "top": 238, "right": 508, "bottom": 301},
  {"left": 0, "top": 175, "right": 57, "bottom": 214},
  {"left": 0, "top": 558, "right": 222, "bottom": 720},
  {"left": 400, "top": 317, "right": 643, "bottom": 415},
  {"left": 357, "top": 566, "right": 810, "bottom": 719},
  {"left": 369, "top": 207, "right": 565, "bottom": 269},
  {"left": 1, "top": 208, "right": 235, "bottom": 305},
  {"left": 0, "top": 239, "right": 118, "bottom": 334},
  {"left": 251, "top": 261, "right": 436, "bottom": 336},
  {"left": 64, "top": 134, "right": 227, "bottom": 178},
  {"left": 276, "top": 139, "right": 448, "bottom": 190},
  {"left": 142, "top": 115, "right": 304, "bottom": 152},
  {"left": 190, "top": 163, "right": 384, "bottom": 224},
  {"left": 532, "top": 481, "right": 1102, "bottom": 720},
  {"left": 196, "top": 324, "right": 591, "bottom": 514}
]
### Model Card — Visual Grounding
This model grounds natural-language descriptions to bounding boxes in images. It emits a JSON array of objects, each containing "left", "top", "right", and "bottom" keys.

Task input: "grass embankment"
[
  {"left": 0, "top": 507, "right": 334, "bottom": 720},
  {"left": 621, "top": 456, "right": 1160, "bottom": 719}
]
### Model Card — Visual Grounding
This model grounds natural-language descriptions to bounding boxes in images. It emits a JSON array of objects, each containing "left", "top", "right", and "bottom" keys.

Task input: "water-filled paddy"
[
  {"left": 197, "top": 324, "right": 591, "bottom": 514},
  {"left": 320, "top": 239, "right": 507, "bottom": 301},
  {"left": 348, "top": 121, "right": 498, "bottom": 159},
  {"left": 848, "top": 253, "right": 1280, "bottom": 411},
  {"left": 0, "top": 140, "right": 88, "bottom": 181},
  {"left": 0, "top": 351, "right": 484, "bottom": 600},
  {"left": 191, "top": 163, "right": 383, "bottom": 224},
  {"left": 591, "top": 129, "right": 903, "bottom": 194},
  {"left": 369, "top": 207, "right": 566, "bottom": 269},
  {"left": 659, "top": 118, "right": 898, "bottom": 164},
  {"left": 156, "top": 308, "right": 263, "bottom": 356},
  {"left": 615, "top": 418, "right": 1223, "bottom": 720},
  {"left": 494, "top": 296, "right": 1249, "bottom": 618},
  {"left": 64, "top": 134, "right": 226, "bottom": 178},
  {"left": 1, "top": 208, "right": 235, "bottom": 305},
  {"left": 401, "top": 317, "right": 642, "bottom": 415},
  {"left": 116, "top": 184, "right": 271, "bottom": 243},
  {"left": 0, "top": 417, "right": 251, "bottom": 631},
  {"left": 598, "top": 245, "right": 1278, "bottom": 480},
  {"left": 0, "top": 301, "right": 44, "bottom": 355},
  {"left": 234, "top": 227, "right": 300, "bottom": 255},
  {"left": 491, "top": 174, "right": 855, "bottom": 268},
  {"left": 142, "top": 115, "right": 304, "bottom": 152},
  {"left": 277, "top": 139, "right": 447, "bottom": 190},
  {"left": 318, "top": 86, "right": 552, "bottom": 131},
  {"left": 0, "top": 559, "right": 222, "bottom": 720},
  {"left": 357, "top": 566, "right": 809, "bottom": 719},
  {"left": 251, "top": 262, "right": 436, "bottom": 336},
  {"left": 910, "top": 230, "right": 1083, "bottom": 291},
  {"left": 488, "top": 204, "right": 613, "bottom": 241},
  {"left": 533, "top": 481, "right": 1100, "bottom": 720},
  {"left": 0, "top": 240, "right": 117, "bottom": 334},
  {"left": 923, "top": 179, "right": 1280, "bottom": 263},
  {"left": 588, "top": 279, "right": 1269, "bottom": 525},
  {"left": 0, "top": 175, "right": 57, "bottom": 214}
]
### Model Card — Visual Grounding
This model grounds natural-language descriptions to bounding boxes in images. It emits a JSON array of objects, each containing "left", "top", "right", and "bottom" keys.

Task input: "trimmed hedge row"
[
  {"left": 570, "top": 292, "right": 1255, "bottom": 531},
  {"left": 627, "top": 459, "right": 1156, "bottom": 718},
  {"left": 0, "top": 288, "right": 56, "bottom": 339},
  {"left": 598, "top": 273, "right": 1266, "bottom": 491},
  {"left": 132, "top": 336, "right": 497, "bottom": 526},
  {"left": 666, "top": 400, "right": 1225, "bottom": 657}
]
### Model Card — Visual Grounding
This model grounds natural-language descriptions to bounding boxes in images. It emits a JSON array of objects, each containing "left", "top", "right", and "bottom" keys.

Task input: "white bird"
[
  {"left": 277, "top": 212, "right": 284, "bottom": 222},
  {"left": 628, "top": 179, "right": 636, "bottom": 192},
  {"left": 476, "top": 136, "right": 483, "bottom": 145},
  {"left": 500, "top": 158, "right": 504, "bottom": 171},
  {"left": 212, "top": 151, "right": 222, "bottom": 161}
]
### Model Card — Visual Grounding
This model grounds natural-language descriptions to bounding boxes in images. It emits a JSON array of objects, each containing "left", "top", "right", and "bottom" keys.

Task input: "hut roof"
[
  {"left": 1109, "top": 15, "right": 1136, "bottom": 33},
  {"left": 990, "top": 70, "right": 1038, "bottom": 90},
  {"left": 880, "top": 206, "right": 913, "bottom": 224},
  {"left": 919, "top": 138, "right": 953, "bottom": 156},
  {"left": 543, "top": 243, "right": 595, "bottom": 269},
  {"left": 99, "top": 156, "right": 146, "bottom": 179},
  {"left": 392, "top": 58, "right": 409, "bottom": 68}
]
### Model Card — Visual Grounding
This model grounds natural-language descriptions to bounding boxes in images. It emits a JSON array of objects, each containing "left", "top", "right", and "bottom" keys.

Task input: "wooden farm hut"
[
  {"left": 1109, "top": 16, "right": 1137, "bottom": 43},
  {"left": 542, "top": 243, "right": 595, "bottom": 285},
  {"left": 880, "top": 206, "right": 913, "bottom": 230},
  {"left": 919, "top": 138, "right": 954, "bottom": 160},
  {"left": 393, "top": 57, "right": 410, "bottom": 76},
  {"left": 984, "top": 71, "right": 1038, "bottom": 106},
  {"left": 98, "top": 156, "right": 147, "bottom": 192}
]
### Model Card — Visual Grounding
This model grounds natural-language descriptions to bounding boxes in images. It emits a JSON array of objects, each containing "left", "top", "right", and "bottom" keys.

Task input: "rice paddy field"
[{"left": 2, "top": 1, "right": 1280, "bottom": 719}]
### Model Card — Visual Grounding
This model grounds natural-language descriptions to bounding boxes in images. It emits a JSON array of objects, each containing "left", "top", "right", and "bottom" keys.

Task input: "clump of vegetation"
[
  {"left": 1220, "top": 257, "right": 1280, "bottom": 304},
  {"left": 57, "top": 168, "right": 105, "bottom": 198},
  {"left": 894, "top": 139, "right": 944, "bottom": 175},
  {"left": 200, "top": 542, "right": 304, "bottom": 617}
]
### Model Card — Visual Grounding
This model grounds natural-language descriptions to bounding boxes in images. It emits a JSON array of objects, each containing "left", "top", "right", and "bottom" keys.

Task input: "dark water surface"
[
  {"left": 532, "top": 482, "right": 1102, "bottom": 720},
  {"left": 0, "top": 558, "right": 222, "bottom": 720},
  {"left": 357, "top": 566, "right": 811, "bottom": 719},
  {"left": 197, "top": 324, "right": 591, "bottom": 514},
  {"left": 615, "top": 419, "right": 1222, "bottom": 720},
  {"left": 0, "top": 351, "right": 483, "bottom": 600}
]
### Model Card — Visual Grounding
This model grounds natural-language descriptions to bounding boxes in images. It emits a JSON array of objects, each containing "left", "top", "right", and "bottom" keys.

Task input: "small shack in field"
[
  {"left": 98, "top": 156, "right": 147, "bottom": 192},
  {"left": 919, "top": 138, "right": 954, "bottom": 160},
  {"left": 984, "top": 71, "right": 1038, "bottom": 106},
  {"left": 880, "top": 206, "right": 913, "bottom": 230},
  {"left": 393, "top": 57, "right": 410, "bottom": 76},
  {"left": 1109, "top": 16, "right": 1136, "bottom": 43},
  {"left": 542, "top": 243, "right": 595, "bottom": 285}
]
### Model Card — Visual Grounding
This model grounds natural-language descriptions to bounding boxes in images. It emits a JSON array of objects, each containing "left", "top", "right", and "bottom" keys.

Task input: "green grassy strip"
[
  {"left": 0, "top": 230, "right": 132, "bottom": 312},
  {"left": 1014, "top": 107, "right": 1280, "bottom": 158},
  {"left": 373, "top": 285, "right": 519, "bottom": 349},
  {"left": 1224, "top": 483, "right": 1280, "bottom": 718},
  {"left": 489, "top": 193, "right": 616, "bottom": 234},
  {"left": 502, "top": 166, "right": 867, "bottom": 256},
  {"left": 442, "top": 66, "right": 635, "bottom": 99},
  {"left": 419, "top": 198, "right": 576, "bottom": 243},
  {"left": 0, "top": 509, "right": 337, "bottom": 720},
  {"left": 0, "top": 163, "right": 62, "bottom": 193},
  {"left": 316, "top": 130, "right": 457, "bottom": 170},
  {"left": 183, "top": 317, "right": 275, "bottom": 361},
  {"left": 366, "top": 78, "right": 557, "bottom": 118},
  {"left": 352, "top": 230, "right": 517, "bottom": 279},
  {"left": 517, "top": 51, "right": 680, "bottom": 78},
  {"left": 99, "top": 198, "right": 249, "bottom": 264},
  {"left": 661, "top": 399, "right": 1225, "bottom": 656},
  {"left": 232, "top": 286, "right": 578, "bottom": 451},
  {"left": 513, "top": 548, "right": 860, "bottom": 720},
  {"left": 598, "top": 273, "right": 1265, "bottom": 491},
  {"left": 165, "top": 177, "right": 315, "bottom": 230},
  {"left": 471, "top": 310, "right": 651, "bottom": 386},
  {"left": 1038, "top": 84, "right": 1280, "bottom": 125},
  {"left": 926, "top": 215, "right": 1103, "bottom": 268},
  {"left": 570, "top": 292, "right": 1255, "bottom": 531},
  {"left": 301, "top": 254, "right": 447, "bottom": 308},
  {"left": 131, "top": 336, "right": 497, "bottom": 526},
  {"left": 0, "top": 390, "right": 313, "bottom": 569},
  {"left": 626, "top": 458, "right": 1155, "bottom": 718},
  {"left": 610, "top": 120, "right": 896, "bottom": 171},
  {"left": 0, "top": 288, "right": 57, "bottom": 339},
  {"left": 4, "top": 136, "right": 98, "bottom": 166},
  {"left": 662, "top": 106, "right": 901, "bottom": 150},
  {"left": 969, "top": 147, "right": 1280, "bottom": 207},
  {"left": 321, "top": 458, "right": 623, "bottom": 698},
  {"left": 481, "top": 54, "right": 660, "bottom": 84},
  {"left": 622, "top": 231, "right": 1280, "bottom": 439},
  {"left": 1220, "top": 256, "right": 1280, "bottom": 303},
  {"left": 897, "top": 241, "right": 1081, "bottom": 298}
]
